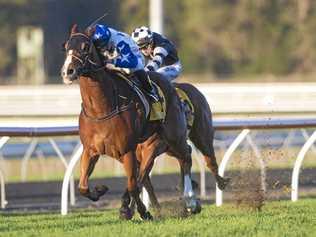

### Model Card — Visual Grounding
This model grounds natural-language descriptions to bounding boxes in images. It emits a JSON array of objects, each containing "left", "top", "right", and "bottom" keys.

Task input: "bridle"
[
  {"left": 65, "top": 33, "right": 133, "bottom": 122},
  {"left": 66, "top": 33, "right": 106, "bottom": 76}
]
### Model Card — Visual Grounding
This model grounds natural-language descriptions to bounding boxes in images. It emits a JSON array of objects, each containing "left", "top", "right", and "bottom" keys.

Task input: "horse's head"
[{"left": 61, "top": 24, "right": 101, "bottom": 84}]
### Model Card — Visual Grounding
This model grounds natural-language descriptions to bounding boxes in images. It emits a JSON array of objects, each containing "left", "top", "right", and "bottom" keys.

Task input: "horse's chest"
[
  {"left": 80, "top": 112, "right": 138, "bottom": 158},
  {"left": 87, "top": 125, "right": 135, "bottom": 158}
]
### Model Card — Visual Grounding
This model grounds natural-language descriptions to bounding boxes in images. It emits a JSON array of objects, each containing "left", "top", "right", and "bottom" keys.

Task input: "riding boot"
[{"left": 134, "top": 70, "right": 159, "bottom": 102}]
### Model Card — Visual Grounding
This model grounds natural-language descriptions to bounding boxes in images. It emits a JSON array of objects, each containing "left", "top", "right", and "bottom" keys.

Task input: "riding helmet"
[
  {"left": 92, "top": 24, "right": 111, "bottom": 47},
  {"left": 131, "top": 26, "right": 153, "bottom": 48}
]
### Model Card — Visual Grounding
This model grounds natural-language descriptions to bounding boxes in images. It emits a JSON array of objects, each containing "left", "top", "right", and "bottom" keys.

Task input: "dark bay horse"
[
  {"left": 136, "top": 82, "right": 230, "bottom": 208},
  {"left": 61, "top": 24, "right": 199, "bottom": 219}
]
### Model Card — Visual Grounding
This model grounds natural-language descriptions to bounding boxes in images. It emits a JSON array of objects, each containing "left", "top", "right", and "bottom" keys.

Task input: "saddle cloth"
[
  {"left": 149, "top": 81, "right": 166, "bottom": 121},
  {"left": 175, "top": 87, "right": 195, "bottom": 129}
]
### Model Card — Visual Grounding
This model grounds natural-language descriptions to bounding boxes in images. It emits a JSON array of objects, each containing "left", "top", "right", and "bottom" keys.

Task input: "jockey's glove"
[
  {"left": 145, "top": 65, "right": 155, "bottom": 72},
  {"left": 105, "top": 63, "right": 116, "bottom": 70}
]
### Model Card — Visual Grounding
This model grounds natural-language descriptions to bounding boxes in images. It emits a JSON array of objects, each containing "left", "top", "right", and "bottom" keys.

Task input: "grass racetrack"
[{"left": 1, "top": 199, "right": 315, "bottom": 237}]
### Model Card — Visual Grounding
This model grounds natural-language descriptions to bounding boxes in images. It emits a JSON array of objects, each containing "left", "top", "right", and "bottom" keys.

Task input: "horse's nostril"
[{"left": 68, "top": 68, "right": 75, "bottom": 75}]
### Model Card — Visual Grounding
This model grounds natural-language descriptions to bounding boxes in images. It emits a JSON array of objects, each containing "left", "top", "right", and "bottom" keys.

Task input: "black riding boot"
[{"left": 134, "top": 70, "right": 159, "bottom": 102}]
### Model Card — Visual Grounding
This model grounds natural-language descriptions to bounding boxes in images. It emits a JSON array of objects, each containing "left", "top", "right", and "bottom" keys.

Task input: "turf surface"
[{"left": 0, "top": 199, "right": 315, "bottom": 237}]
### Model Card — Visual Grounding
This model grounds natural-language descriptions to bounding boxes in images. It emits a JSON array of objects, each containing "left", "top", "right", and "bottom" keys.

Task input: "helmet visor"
[{"left": 137, "top": 37, "right": 152, "bottom": 49}]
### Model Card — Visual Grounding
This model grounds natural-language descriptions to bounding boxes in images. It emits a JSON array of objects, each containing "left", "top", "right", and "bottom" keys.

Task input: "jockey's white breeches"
[{"left": 156, "top": 61, "right": 182, "bottom": 82}]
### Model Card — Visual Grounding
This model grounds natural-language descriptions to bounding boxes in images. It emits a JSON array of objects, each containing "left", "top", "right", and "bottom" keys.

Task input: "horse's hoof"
[
  {"left": 89, "top": 185, "right": 109, "bottom": 202},
  {"left": 217, "top": 176, "right": 230, "bottom": 191},
  {"left": 95, "top": 185, "right": 109, "bottom": 195},
  {"left": 193, "top": 200, "right": 202, "bottom": 214},
  {"left": 184, "top": 197, "right": 202, "bottom": 215},
  {"left": 187, "top": 200, "right": 202, "bottom": 215},
  {"left": 140, "top": 211, "right": 153, "bottom": 221},
  {"left": 119, "top": 207, "right": 133, "bottom": 220}
]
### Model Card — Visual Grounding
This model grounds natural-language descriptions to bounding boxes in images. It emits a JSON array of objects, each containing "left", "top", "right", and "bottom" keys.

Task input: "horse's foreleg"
[
  {"left": 122, "top": 151, "right": 152, "bottom": 220},
  {"left": 135, "top": 134, "right": 165, "bottom": 210},
  {"left": 119, "top": 189, "right": 133, "bottom": 220},
  {"left": 78, "top": 150, "right": 108, "bottom": 201}
]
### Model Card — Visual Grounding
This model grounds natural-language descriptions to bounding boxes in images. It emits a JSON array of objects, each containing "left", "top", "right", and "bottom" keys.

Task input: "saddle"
[
  {"left": 112, "top": 72, "right": 195, "bottom": 128},
  {"left": 114, "top": 71, "right": 166, "bottom": 121}
]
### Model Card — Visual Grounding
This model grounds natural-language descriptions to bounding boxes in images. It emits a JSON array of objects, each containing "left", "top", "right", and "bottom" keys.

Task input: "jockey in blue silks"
[{"left": 92, "top": 24, "right": 158, "bottom": 101}]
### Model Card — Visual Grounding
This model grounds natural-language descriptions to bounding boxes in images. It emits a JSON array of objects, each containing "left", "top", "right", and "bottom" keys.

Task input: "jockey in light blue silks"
[
  {"left": 131, "top": 26, "right": 182, "bottom": 82},
  {"left": 92, "top": 24, "right": 158, "bottom": 101}
]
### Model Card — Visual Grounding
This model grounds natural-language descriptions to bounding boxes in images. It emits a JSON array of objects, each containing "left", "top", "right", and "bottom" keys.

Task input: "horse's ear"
[
  {"left": 70, "top": 24, "right": 78, "bottom": 35},
  {"left": 85, "top": 26, "right": 95, "bottom": 37},
  {"left": 61, "top": 42, "right": 66, "bottom": 52}
]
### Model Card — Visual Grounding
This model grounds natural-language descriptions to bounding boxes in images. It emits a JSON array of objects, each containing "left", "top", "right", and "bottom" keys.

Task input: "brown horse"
[
  {"left": 61, "top": 24, "right": 200, "bottom": 219},
  {"left": 135, "top": 82, "right": 230, "bottom": 209}
]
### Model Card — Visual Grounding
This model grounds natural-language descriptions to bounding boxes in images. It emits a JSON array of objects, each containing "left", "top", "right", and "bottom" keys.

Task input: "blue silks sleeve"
[{"left": 114, "top": 41, "right": 138, "bottom": 68}]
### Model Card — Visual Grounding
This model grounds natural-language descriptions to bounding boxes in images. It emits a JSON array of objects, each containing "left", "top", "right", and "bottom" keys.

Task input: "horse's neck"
[{"left": 79, "top": 75, "right": 115, "bottom": 116}]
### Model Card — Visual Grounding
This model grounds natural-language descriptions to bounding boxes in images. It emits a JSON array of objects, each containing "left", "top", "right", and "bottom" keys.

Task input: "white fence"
[
  {"left": 0, "top": 117, "right": 316, "bottom": 214},
  {"left": 1, "top": 83, "right": 316, "bottom": 119}
]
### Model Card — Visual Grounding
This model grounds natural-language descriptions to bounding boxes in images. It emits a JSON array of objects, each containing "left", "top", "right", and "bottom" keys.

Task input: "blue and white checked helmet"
[{"left": 92, "top": 24, "right": 111, "bottom": 47}]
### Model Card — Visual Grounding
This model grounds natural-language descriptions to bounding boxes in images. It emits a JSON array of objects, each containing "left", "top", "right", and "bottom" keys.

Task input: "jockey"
[
  {"left": 92, "top": 24, "right": 158, "bottom": 101},
  {"left": 131, "top": 26, "right": 181, "bottom": 82}
]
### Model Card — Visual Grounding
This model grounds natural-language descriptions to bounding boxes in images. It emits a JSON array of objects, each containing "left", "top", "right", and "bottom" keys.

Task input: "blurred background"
[
  {"left": 0, "top": 0, "right": 315, "bottom": 211},
  {"left": 1, "top": 0, "right": 316, "bottom": 84}
]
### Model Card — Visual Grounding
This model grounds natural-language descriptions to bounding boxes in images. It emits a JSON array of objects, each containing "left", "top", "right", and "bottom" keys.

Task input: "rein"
[
  {"left": 69, "top": 33, "right": 133, "bottom": 122},
  {"left": 80, "top": 74, "right": 134, "bottom": 122},
  {"left": 81, "top": 102, "right": 133, "bottom": 122}
]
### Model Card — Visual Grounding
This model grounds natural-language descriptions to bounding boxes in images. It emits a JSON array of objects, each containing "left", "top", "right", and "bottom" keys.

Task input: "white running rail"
[{"left": 0, "top": 117, "right": 316, "bottom": 214}]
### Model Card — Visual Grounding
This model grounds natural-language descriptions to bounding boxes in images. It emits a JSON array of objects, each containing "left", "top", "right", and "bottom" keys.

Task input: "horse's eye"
[{"left": 81, "top": 42, "right": 89, "bottom": 52}]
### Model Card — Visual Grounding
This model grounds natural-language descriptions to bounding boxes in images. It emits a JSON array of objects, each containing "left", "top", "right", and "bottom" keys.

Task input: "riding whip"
[{"left": 86, "top": 12, "right": 109, "bottom": 31}]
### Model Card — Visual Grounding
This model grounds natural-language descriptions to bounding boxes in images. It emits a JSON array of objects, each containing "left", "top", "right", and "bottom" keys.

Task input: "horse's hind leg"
[
  {"left": 189, "top": 118, "right": 230, "bottom": 190},
  {"left": 203, "top": 154, "right": 230, "bottom": 190},
  {"left": 143, "top": 173, "right": 160, "bottom": 209},
  {"left": 135, "top": 133, "right": 166, "bottom": 210},
  {"left": 175, "top": 164, "right": 199, "bottom": 192},
  {"left": 122, "top": 151, "right": 152, "bottom": 220},
  {"left": 78, "top": 149, "right": 108, "bottom": 201},
  {"left": 129, "top": 174, "right": 161, "bottom": 212}
]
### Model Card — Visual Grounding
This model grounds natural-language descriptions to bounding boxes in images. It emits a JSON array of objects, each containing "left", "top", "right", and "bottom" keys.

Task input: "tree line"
[{"left": 0, "top": 0, "right": 315, "bottom": 82}]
